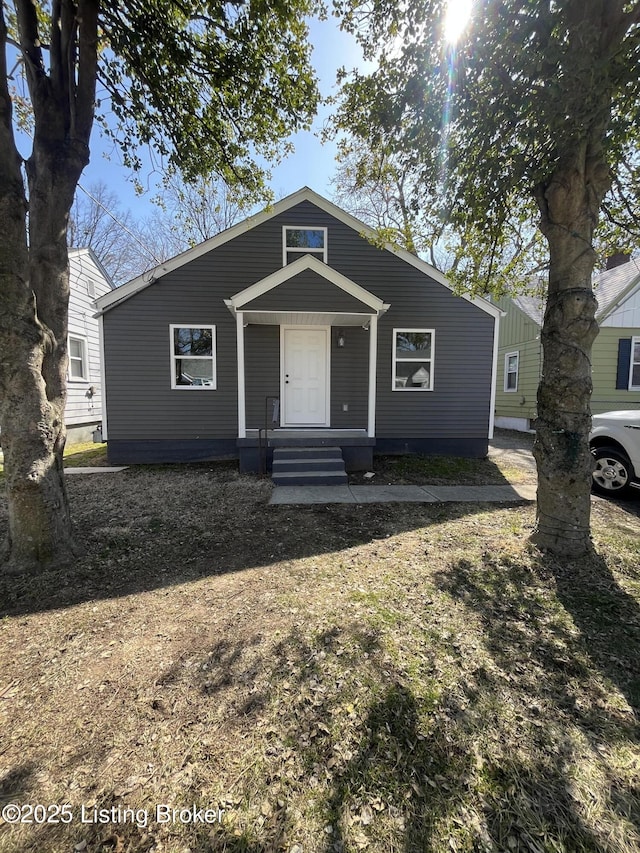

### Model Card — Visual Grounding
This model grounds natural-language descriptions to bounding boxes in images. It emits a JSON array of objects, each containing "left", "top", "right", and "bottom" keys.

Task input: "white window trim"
[
  {"left": 392, "top": 328, "right": 435, "bottom": 392},
  {"left": 629, "top": 336, "right": 640, "bottom": 390},
  {"left": 170, "top": 324, "right": 217, "bottom": 390},
  {"left": 504, "top": 350, "right": 519, "bottom": 393},
  {"left": 282, "top": 226, "right": 328, "bottom": 266},
  {"left": 68, "top": 334, "right": 89, "bottom": 382}
]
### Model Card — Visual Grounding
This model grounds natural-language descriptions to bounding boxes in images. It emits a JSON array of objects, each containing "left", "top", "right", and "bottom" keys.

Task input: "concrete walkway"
[
  {"left": 270, "top": 483, "right": 537, "bottom": 505},
  {"left": 269, "top": 430, "right": 538, "bottom": 505},
  {"left": 65, "top": 467, "right": 128, "bottom": 474}
]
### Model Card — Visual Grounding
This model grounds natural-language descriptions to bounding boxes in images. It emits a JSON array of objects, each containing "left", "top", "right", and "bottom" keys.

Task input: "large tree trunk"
[
  {"left": 0, "top": 140, "right": 86, "bottom": 572},
  {"left": 531, "top": 142, "right": 610, "bottom": 556},
  {"left": 1, "top": 152, "right": 88, "bottom": 573},
  {"left": 0, "top": 1, "right": 97, "bottom": 573}
]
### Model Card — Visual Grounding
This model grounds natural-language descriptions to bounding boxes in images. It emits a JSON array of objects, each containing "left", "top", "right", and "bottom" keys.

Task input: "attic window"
[{"left": 283, "top": 227, "right": 327, "bottom": 265}]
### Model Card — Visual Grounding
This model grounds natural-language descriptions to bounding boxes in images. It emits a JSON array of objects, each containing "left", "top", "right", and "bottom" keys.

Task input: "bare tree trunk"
[{"left": 531, "top": 143, "right": 610, "bottom": 556}]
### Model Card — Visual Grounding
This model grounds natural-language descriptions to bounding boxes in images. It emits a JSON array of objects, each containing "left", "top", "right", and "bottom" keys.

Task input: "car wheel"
[{"left": 591, "top": 446, "right": 633, "bottom": 498}]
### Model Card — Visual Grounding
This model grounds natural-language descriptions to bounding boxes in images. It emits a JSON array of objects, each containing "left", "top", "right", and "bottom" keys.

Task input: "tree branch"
[
  {"left": 75, "top": 0, "right": 99, "bottom": 143},
  {"left": 14, "top": 0, "right": 47, "bottom": 106},
  {"left": 0, "top": 5, "right": 24, "bottom": 182}
]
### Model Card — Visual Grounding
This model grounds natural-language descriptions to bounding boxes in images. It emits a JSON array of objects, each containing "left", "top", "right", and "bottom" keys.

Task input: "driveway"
[{"left": 488, "top": 429, "right": 537, "bottom": 478}]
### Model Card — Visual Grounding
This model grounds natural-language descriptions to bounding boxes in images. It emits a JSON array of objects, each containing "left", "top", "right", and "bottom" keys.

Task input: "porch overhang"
[
  {"left": 224, "top": 254, "right": 390, "bottom": 319},
  {"left": 228, "top": 257, "right": 388, "bottom": 442},
  {"left": 224, "top": 309, "right": 378, "bottom": 327}
]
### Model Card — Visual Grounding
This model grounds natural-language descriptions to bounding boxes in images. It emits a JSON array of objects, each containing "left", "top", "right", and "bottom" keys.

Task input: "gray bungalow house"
[{"left": 95, "top": 188, "right": 501, "bottom": 472}]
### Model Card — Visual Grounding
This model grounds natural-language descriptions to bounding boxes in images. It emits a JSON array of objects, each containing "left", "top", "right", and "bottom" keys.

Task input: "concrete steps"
[{"left": 272, "top": 446, "right": 348, "bottom": 486}]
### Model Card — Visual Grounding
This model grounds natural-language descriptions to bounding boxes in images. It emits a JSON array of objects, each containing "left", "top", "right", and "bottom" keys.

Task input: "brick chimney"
[{"left": 606, "top": 252, "right": 631, "bottom": 270}]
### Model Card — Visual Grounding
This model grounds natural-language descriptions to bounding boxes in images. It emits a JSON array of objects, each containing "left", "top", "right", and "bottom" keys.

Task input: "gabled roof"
[
  {"left": 507, "top": 260, "right": 640, "bottom": 326},
  {"left": 95, "top": 187, "right": 501, "bottom": 319},
  {"left": 594, "top": 259, "right": 640, "bottom": 322},
  {"left": 226, "top": 254, "right": 389, "bottom": 313},
  {"left": 224, "top": 255, "right": 390, "bottom": 327},
  {"left": 513, "top": 292, "right": 545, "bottom": 325},
  {"left": 69, "top": 246, "right": 116, "bottom": 290}
]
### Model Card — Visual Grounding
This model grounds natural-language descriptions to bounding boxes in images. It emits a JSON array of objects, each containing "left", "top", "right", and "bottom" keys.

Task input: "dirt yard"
[{"left": 0, "top": 447, "right": 638, "bottom": 853}]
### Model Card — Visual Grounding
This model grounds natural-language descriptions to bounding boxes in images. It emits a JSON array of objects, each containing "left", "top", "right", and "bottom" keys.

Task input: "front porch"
[
  {"left": 237, "top": 428, "right": 375, "bottom": 474},
  {"left": 225, "top": 255, "right": 391, "bottom": 449}
]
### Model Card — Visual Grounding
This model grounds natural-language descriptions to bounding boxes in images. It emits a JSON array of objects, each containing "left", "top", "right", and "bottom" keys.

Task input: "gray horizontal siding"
[
  {"left": 245, "top": 325, "right": 280, "bottom": 429},
  {"left": 104, "top": 199, "right": 495, "bottom": 444},
  {"left": 103, "top": 275, "right": 237, "bottom": 440},
  {"left": 331, "top": 326, "right": 369, "bottom": 428}
]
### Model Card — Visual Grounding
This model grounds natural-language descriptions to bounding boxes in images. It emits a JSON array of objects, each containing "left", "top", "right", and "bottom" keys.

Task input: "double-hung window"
[
  {"left": 629, "top": 337, "right": 640, "bottom": 389},
  {"left": 393, "top": 329, "right": 434, "bottom": 390},
  {"left": 504, "top": 351, "right": 519, "bottom": 392},
  {"left": 283, "top": 227, "right": 327, "bottom": 265},
  {"left": 68, "top": 336, "right": 88, "bottom": 381},
  {"left": 170, "top": 325, "right": 216, "bottom": 389}
]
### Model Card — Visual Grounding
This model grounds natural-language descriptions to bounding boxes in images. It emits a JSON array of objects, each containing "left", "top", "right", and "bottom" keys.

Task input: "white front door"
[{"left": 282, "top": 327, "right": 330, "bottom": 426}]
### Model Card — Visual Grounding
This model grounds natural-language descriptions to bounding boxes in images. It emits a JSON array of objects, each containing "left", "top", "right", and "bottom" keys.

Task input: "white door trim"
[{"left": 280, "top": 325, "right": 331, "bottom": 427}]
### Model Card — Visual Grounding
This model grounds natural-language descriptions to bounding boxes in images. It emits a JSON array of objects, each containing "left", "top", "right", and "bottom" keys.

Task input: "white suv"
[{"left": 590, "top": 410, "right": 640, "bottom": 497}]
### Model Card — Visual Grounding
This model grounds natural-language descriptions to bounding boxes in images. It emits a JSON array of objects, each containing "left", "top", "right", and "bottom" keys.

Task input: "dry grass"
[
  {"left": 0, "top": 441, "right": 109, "bottom": 479},
  {"left": 0, "top": 458, "right": 638, "bottom": 853},
  {"left": 349, "top": 453, "right": 534, "bottom": 486}
]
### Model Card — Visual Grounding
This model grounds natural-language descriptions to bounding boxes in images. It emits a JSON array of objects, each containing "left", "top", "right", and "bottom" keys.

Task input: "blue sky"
[{"left": 77, "top": 15, "right": 367, "bottom": 223}]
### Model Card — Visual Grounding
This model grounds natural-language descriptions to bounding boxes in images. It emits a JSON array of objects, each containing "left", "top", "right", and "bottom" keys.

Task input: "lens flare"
[{"left": 444, "top": 0, "right": 473, "bottom": 45}]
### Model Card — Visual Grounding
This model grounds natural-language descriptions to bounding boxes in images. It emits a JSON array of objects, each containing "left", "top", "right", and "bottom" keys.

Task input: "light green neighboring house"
[{"left": 494, "top": 257, "right": 640, "bottom": 431}]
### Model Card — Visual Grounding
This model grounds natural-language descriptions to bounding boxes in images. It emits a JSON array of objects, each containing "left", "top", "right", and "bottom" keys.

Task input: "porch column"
[
  {"left": 236, "top": 311, "right": 246, "bottom": 438},
  {"left": 367, "top": 314, "right": 378, "bottom": 438}
]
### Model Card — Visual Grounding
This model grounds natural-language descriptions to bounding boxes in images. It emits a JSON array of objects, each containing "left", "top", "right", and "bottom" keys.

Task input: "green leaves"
[
  {"left": 96, "top": 0, "right": 320, "bottom": 198},
  {"left": 331, "top": 0, "right": 640, "bottom": 291}
]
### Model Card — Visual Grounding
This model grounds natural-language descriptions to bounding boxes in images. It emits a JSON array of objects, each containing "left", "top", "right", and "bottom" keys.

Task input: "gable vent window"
[{"left": 283, "top": 227, "right": 327, "bottom": 266}]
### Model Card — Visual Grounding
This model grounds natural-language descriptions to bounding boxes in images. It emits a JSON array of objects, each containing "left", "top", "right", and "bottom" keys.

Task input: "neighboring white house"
[{"left": 66, "top": 248, "right": 115, "bottom": 443}]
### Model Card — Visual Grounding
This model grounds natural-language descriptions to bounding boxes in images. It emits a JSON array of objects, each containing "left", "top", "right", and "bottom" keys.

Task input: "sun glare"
[{"left": 444, "top": 0, "right": 473, "bottom": 45}]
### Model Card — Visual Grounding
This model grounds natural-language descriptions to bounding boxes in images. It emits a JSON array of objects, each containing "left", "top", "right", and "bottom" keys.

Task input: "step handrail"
[{"left": 258, "top": 396, "right": 280, "bottom": 476}]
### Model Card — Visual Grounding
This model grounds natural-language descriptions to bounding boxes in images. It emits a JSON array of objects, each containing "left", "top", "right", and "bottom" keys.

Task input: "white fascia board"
[
  {"left": 94, "top": 185, "right": 499, "bottom": 320},
  {"left": 289, "top": 191, "right": 502, "bottom": 320},
  {"left": 95, "top": 188, "right": 318, "bottom": 313},
  {"left": 596, "top": 272, "right": 640, "bottom": 323},
  {"left": 230, "top": 254, "right": 388, "bottom": 313},
  {"left": 69, "top": 247, "right": 117, "bottom": 291}
]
